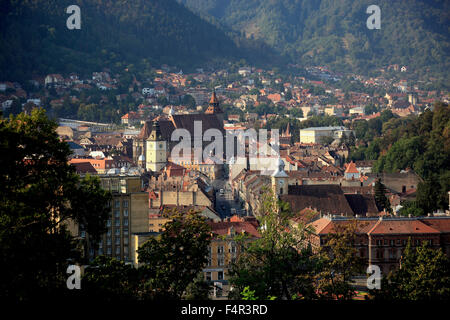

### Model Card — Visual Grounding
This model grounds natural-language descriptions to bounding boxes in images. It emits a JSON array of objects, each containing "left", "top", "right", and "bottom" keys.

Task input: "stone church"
[{"left": 133, "top": 92, "right": 225, "bottom": 172}]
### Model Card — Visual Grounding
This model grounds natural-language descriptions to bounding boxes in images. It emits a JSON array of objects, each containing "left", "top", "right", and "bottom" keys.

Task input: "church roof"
[
  {"left": 158, "top": 114, "right": 224, "bottom": 141},
  {"left": 137, "top": 121, "right": 153, "bottom": 140}
]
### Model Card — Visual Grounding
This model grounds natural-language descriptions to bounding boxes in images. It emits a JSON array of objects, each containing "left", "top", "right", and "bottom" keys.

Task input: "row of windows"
[
  {"left": 106, "top": 227, "right": 129, "bottom": 238},
  {"left": 210, "top": 245, "right": 238, "bottom": 254},
  {"left": 100, "top": 238, "right": 129, "bottom": 246},
  {"left": 205, "top": 271, "right": 224, "bottom": 282},
  {"left": 114, "top": 199, "right": 129, "bottom": 208},
  {"left": 98, "top": 247, "right": 129, "bottom": 255},
  {"left": 375, "top": 239, "right": 433, "bottom": 246},
  {"left": 107, "top": 218, "right": 129, "bottom": 227}
]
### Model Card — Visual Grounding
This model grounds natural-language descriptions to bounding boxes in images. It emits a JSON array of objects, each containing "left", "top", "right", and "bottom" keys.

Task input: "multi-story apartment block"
[
  {"left": 204, "top": 216, "right": 260, "bottom": 298},
  {"left": 308, "top": 215, "right": 450, "bottom": 275}
]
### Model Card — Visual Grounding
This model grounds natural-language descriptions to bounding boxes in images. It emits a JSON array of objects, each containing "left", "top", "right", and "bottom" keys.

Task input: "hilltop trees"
[{"left": 373, "top": 241, "right": 450, "bottom": 300}]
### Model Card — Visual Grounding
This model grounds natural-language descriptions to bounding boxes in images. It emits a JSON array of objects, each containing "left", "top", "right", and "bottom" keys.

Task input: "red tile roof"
[
  {"left": 367, "top": 219, "right": 440, "bottom": 235},
  {"left": 345, "top": 161, "right": 359, "bottom": 174}
]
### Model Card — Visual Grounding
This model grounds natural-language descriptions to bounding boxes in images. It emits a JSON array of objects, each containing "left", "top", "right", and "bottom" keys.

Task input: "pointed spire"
[
  {"left": 205, "top": 90, "right": 223, "bottom": 115},
  {"left": 209, "top": 90, "right": 219, "bottom": 105},
  {"left": 285, "top": 122, "right": 291, "bottom": 136}
]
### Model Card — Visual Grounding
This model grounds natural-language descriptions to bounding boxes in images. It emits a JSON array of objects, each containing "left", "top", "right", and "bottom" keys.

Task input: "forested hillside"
[
  {"left": 350, "top": 102, "right": 450, "bottom": 214},
  {"left": 179, "top": 0, "right": 450, "bottom": 78},
  {"left": 0, "top": 0, "right": 257, "bottom": 81}
]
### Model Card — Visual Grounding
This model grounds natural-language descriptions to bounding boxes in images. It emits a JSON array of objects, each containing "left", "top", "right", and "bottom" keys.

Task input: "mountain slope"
[
  {"left": 178, "top": 0, "right": 450, "bottom": 76},
  {"left": 0, "top": 0, "right": 246, "bottom": 81}
]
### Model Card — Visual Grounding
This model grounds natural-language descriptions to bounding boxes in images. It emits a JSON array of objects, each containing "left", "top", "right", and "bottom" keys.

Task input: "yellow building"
[{"left": 93, "top": 174, "right": 148, "bottom": 262}]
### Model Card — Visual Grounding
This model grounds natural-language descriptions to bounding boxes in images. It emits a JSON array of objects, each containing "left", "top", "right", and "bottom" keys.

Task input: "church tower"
[
  {"left": 205, "top": 91, "right": 224, "bottom": 123},
  {"left": 146, "top": 121, "right": 167, "bottom": 172},
  {"left": 272, "top": 158, "right": 289, "bottom": 196}
]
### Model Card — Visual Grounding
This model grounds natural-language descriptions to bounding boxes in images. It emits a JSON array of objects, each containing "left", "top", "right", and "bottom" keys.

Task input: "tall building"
[
  {"left": 145, "top": 121, "right": 167, "bottom": 172},
  {"left": 272, "top": 158, "right": 289, "bottom": 196}
]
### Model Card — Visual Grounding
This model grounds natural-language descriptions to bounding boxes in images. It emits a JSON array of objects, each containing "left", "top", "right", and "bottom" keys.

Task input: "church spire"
[{"left": 205, "top": 90, "right": 224, "bottom": 123}]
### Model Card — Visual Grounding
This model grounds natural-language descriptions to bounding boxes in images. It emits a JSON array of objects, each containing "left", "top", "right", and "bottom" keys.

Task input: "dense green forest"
[
  {"left": 349, "top": 102, "right": 450, "bottom": 214},
  {"left": 0, "top": 0, "right": 278, "bottom": 82},
  {"left": 179, "top": 0, "right": 450, "bottom": 78}
]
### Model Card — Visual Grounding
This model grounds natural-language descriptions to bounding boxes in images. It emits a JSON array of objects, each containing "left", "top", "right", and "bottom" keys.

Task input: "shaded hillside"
[
  {"left": 0, "top": 0, "right": 249, "bottom": 81},
  {"left": 179, "top": 0, "right": 450, "bottom": 77}
]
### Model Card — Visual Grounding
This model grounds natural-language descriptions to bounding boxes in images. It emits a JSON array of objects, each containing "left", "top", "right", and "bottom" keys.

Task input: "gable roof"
[
  {"left": 282, "top": 185, "right": 355, "bottom": 216},
  {"left": 345, "top": 194, "right": 380, "bottom": 216}
]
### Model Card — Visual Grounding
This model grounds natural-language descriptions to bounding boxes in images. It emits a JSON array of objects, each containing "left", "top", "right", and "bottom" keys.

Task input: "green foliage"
[
  {"left": 0, "top": 108, "right": 111, "bottom": 301},
  {"left": 137, "top": 211, "right": 211, "bottom": 299},
  {"left": 228, "top": 188, "right": 319, "bottom": 300},
  {"left": 0, "top": 0, "right": 254, "bottom": 81},
  {"left": 398, "top": 200, "right": 424, "bottom": 217},
  {"left": 374, "top": 179, "right": 392, "bottom": 213},
  {"left": 82, "top": 256, "right": 140, "bottom": 301},
  {"left": 373, "top": 240, "right": 450, "bottom": 300},
  {"left": 240, "top": 286, "right": 277, "bottom": 300},
  {"left": 315, "top": 221, "right": 365, "bottom": 300},
  {"left": 372, "top": 102, "right": 450, "bottom": 213}
]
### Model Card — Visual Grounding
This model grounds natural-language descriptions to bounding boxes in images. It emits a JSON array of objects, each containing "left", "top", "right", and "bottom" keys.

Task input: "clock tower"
[
  {"left": 146, "top": 120, "right": 167, "bottom": 172},
  {"left": 272, "top": 158, "right": 289, "bottom": 196}
]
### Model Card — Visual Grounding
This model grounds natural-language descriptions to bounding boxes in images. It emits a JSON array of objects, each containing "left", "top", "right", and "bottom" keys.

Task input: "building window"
[
  {"left": 107, "top": 239, "right": 112, "bottom": 246},
  {"left": 206, "top": 272, "right": 212, "bottom": 282},
  {"left": 123, "top": 218, "right": 129, "bottom": 226},
  {"left": 123, "top": 228, "right": 129, "bottom": 236},
  {"left": 218, "top": 271, "right": 224, "bottom": 280},
  {"left": 114, "top": 200, "right": 120, "bottom": 208},
  {"left": 218, "top": 246, "right": 224, "bottom": 254},
  {"left": 123, "top": 209, "right": 129, "bottom": 217},
  {"left": 218, "top": 257, "right": 224, "bottom": 266},
  {"left": 114, "top": 210, "right": 120, "bottom": 218},
  {"left": 115, "top": 228, "right": 120, "bottom": 236},
  {"left": 123, "top": 200, "right": 129, "bottom": 208},
  {"left": 390, "top": 240, "right": 395, "bottom": 246},
  {"left": 124, "top": 238, "right": 128, "bottom": 245},
  {"left": 115, "top": 247, "right": 121, "bottom": 255},
  {"left": 115, "top": 219, "right": 120, "bottom": 226},
  {"left": 107, "top": 219, "right": 111, "bottom": 227}
]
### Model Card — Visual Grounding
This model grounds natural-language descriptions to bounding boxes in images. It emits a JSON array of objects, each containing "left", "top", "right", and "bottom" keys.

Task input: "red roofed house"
[
  {"left": 344, "top": 161, "right": 360, "bottom": 180},
  {"left": 205, "top": 216, "right": 260, "bottom": 297},
  {"left": 309, "top": 215, "right": 450, "bottom": 275}
]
